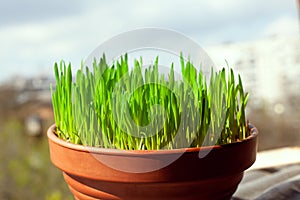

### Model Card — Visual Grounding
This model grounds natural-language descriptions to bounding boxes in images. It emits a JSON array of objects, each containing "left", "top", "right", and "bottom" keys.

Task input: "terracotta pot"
[{"left": 47, "top": 124, "right": 258, "bottom": 200}]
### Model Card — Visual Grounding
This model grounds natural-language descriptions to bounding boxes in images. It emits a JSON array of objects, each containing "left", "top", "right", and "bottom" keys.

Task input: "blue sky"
[{"left": 0, "top": 0, "right": 298, "bottom": 82}]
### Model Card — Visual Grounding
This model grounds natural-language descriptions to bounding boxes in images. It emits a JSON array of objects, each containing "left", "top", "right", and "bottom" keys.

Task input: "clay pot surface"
[{"left": 48, "top": 124, "right": 258, "bottom": 200}]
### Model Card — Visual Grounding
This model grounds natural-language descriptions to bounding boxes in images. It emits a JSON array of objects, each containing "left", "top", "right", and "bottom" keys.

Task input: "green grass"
[{"left": 51, "top": 53, "right": 250, "bottom": 150}]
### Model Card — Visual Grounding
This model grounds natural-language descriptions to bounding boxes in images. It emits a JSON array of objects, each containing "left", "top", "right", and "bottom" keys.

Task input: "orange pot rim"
[{"left": 47, "top": 124, "right": 258, "bottom": 156}]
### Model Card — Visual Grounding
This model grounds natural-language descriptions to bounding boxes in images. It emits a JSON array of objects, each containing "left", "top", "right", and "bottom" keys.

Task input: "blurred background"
[{"left": 0, "top": 0, "right": 299, "bottom": 199}]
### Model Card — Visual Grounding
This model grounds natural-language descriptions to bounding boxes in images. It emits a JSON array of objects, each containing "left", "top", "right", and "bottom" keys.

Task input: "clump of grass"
[{"left": 51, "top": 54, "right": 250, "bottom": 150}]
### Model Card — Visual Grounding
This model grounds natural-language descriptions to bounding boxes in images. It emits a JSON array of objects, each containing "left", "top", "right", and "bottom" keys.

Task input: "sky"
[{"left": 0, "top": 0, "right": 299, "bottom": 82}]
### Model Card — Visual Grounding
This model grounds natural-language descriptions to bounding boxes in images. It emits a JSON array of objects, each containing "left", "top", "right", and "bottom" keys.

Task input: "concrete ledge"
[{"left": 249, "top": 147, "right": 300, "bottom": 170}]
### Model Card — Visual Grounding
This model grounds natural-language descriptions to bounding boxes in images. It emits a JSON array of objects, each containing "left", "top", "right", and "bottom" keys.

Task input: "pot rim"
[{"left": 47, "top": 124, "right": 258, "bottom": 155}]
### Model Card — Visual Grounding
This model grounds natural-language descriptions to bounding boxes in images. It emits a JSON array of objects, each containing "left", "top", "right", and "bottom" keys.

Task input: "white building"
[{"left": 207, "top": 35, "right": 300, "bottom": 108}]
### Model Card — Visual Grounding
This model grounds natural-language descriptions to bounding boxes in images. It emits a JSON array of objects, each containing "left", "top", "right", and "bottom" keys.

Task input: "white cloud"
[
  {"left": 262, "top": 16, "right": 299, "bottom": 37},
  {"left": 0, "top": 0, "right": 299, "bottom": 82},
  {"left": 0, "top": 7, "right": 124, "bottom": 81}
]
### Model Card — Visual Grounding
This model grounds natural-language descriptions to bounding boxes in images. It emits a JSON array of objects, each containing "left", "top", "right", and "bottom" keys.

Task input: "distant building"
[
  {"left": 207, "top": 35, "right": 300, "bottom": 107},
  {"left": 3, "top": 75, "right": 54, "bottom": 104}
]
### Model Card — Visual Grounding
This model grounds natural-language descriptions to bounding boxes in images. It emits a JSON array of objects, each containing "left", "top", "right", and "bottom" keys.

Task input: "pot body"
[{"left": 47, "top": 125, "right": 258, "bottom": 200}]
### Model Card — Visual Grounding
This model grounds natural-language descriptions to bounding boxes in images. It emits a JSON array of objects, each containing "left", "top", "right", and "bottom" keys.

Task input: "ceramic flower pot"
[{"left": 47, "top": 124, "right": 258, "bottom": 200}]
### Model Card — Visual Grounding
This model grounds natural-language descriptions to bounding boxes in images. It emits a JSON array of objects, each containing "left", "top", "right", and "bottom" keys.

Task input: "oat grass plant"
[{"left": 51, "top": 54, "right": 249, "bottom": 150}]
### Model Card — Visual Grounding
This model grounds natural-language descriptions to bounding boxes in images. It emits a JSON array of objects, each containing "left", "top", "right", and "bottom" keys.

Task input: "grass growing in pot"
[{"left": 51, "top": 54, "right": 250, "bottom": 150}]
